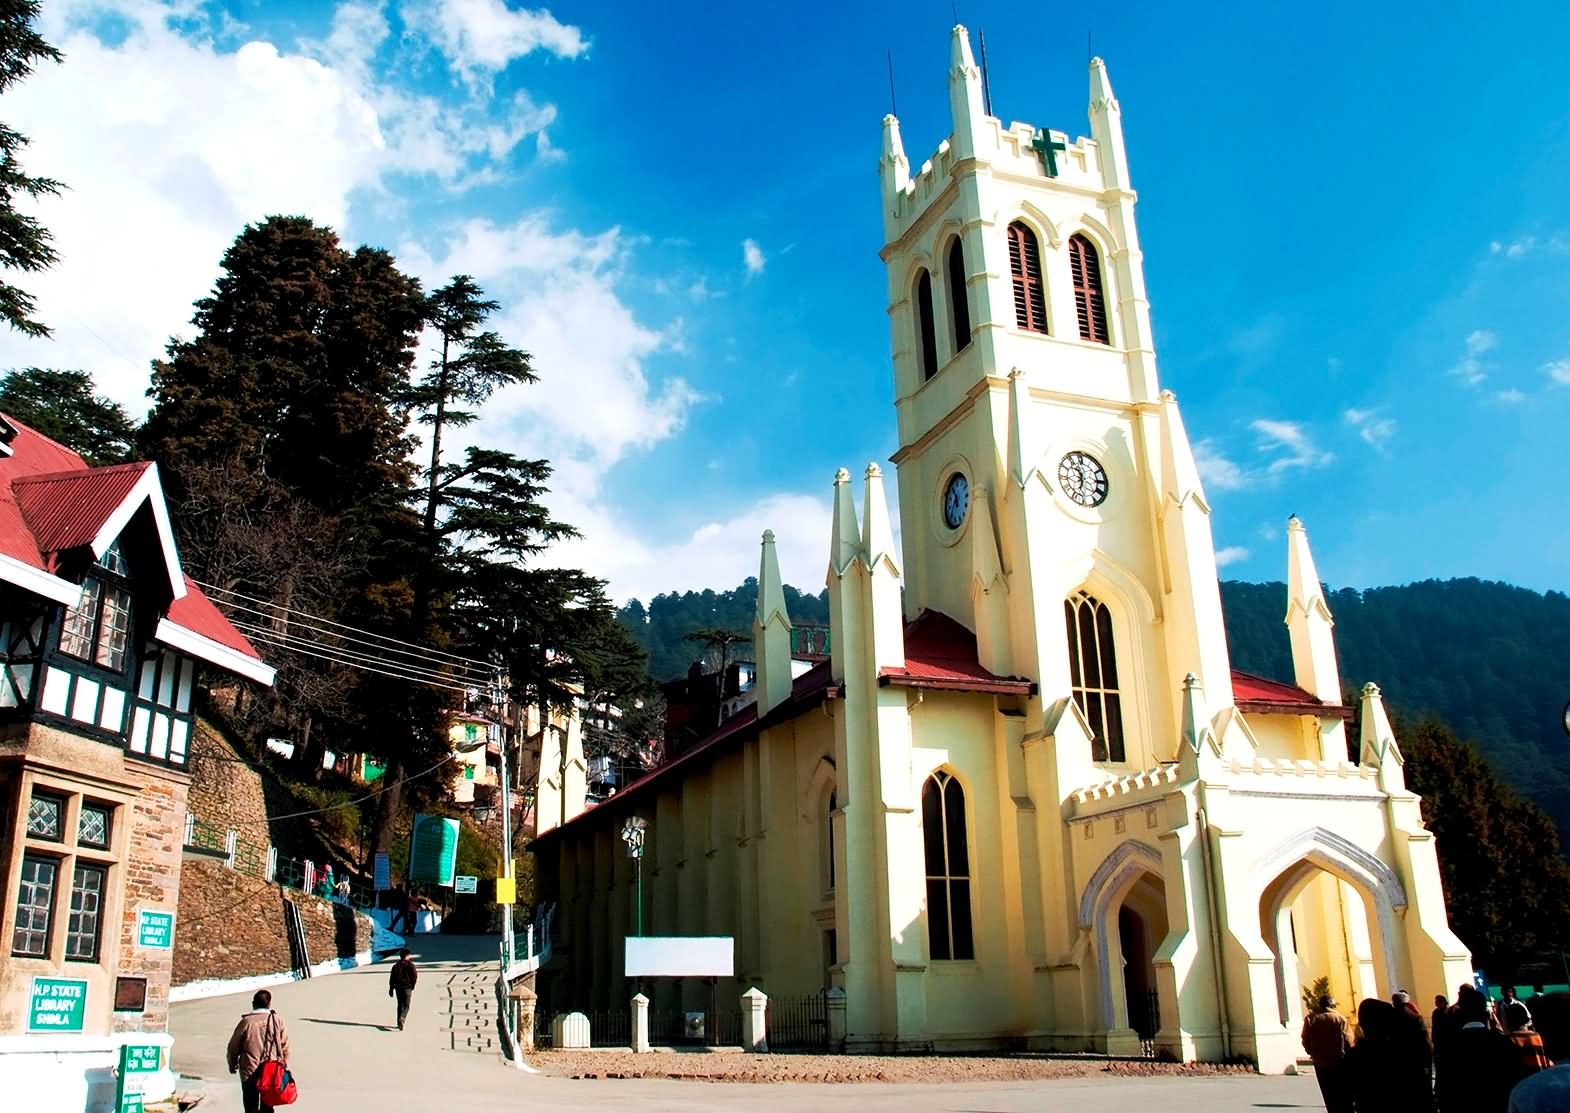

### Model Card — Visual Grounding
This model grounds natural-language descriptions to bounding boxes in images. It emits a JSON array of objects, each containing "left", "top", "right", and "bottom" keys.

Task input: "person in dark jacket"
[
  {"left": 389, "top": 947, "right": 418, "bottom": 1031},
  {"left": 1344, "top": 997, "right": 1434, "bottom": 1112},
  {"left": 1437, "top": 985, "right": 1518, "bottom": 1113}
]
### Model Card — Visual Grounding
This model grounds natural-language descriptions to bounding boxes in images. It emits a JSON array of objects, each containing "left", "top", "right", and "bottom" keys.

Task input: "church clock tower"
[{"left": 879, "top": 27, "right": 1235, "bottom": 768}]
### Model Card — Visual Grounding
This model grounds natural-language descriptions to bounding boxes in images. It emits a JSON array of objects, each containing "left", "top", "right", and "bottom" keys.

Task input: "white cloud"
[
  {"left": 558, "top": 491, "right": 834, "bottom": 605},
  {"left": 1192, "top": 438, "right": 1248, "bottom": 491},
  {"left": 1214, "top": 545, "right": 1250, "bottom": 568},
  {"left": 1495, "top": 388, "right": 1526, "bottom": 403},
  {"left": 0, "top": 0, "right": 568, "bottom": 412},
  {"left": 1490, "top": 236, "right": 1536, "bottom": 258},
  {"left": 1448, "top": 328, "right": 1496, "bottom": 386},
  {"left": 403, "top": 0, "right": 586, "bottom": 90},
  {"left": 1343, "top": 407, "right": 1396, "bottom": 449},
  {"left": 1250, "top": 419, "right": 1334, "bottom": 474},
  {"left": 742, "top": 238, "right": 766, "bottom": 278},
  {"left": 1545, "top": 358, "right": 1570, "bottom": 386}
]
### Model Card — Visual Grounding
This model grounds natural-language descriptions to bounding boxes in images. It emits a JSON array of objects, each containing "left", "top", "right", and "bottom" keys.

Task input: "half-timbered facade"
[{"left": 0, "top": 415, "right": 272, "bottom": 1110}]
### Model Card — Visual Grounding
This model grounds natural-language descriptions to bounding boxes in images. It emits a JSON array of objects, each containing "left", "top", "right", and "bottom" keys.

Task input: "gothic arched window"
[
  {"left": 915, "top": 269, "right": 938, "bottom": 380},
  {"left": 825, "top": 788, "right": 837, "bottom": 892},
  {"left": 1007, "top": 222, "right": 1047, "bottom": 334},
  {"left": 921, "top": 770, "right": 974, "bottom": 960},
  {"left": 946, "top": 237, "right": 971, "bottom": 354},
  {"left": 1064, "top": 591, "right": 1126, "bottom": 762},
  {"left": 1068, "top": 233, "right": 1110, "bottom": 344}
]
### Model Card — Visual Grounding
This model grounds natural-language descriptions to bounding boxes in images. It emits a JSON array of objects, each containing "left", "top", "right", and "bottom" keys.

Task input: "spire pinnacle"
[
  {"left": 881, "top": 113, "right": 909, "bottom": 198},
  {"left": 830, "top": 467, "right": 861, "bottom": 576},
  {"left": 1089, "top": 56, "right": 1117, "bottom": 111},
  {"left": 861, "top": 463, "right": 899, "bottom": 575},
  {"left": 1158, "top": 390, "right": 1207, "bottom": 507},
  {"left": 756, "top": 529, "right": 790, "bottom": 628},
  {"left": 947, "top": 24, "right": 985, "bottom": 159},
  {"left": 1286, "top": 516, "right": 1331, "bottom": 621},
  {"left": 1007, "top": 369, "right": 1036, "bottom": 488}
]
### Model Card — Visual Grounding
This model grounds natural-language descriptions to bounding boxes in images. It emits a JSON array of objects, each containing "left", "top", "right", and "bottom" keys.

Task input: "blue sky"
[{"left": 1, "top": 0, "right": 1566, "bottom": 602}]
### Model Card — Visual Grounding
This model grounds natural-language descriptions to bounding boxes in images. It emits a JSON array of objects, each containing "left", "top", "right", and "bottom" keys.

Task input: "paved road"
[{"left": 170, "top": 936, "right": 1324, "bottom": 1112}]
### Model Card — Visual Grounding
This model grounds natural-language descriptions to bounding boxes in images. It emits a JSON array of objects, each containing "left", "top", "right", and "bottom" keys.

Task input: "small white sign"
[
  {"left": 454, "top": 875, "right": 478, "bottom": 894},
  {"left": 625, "top": 936, "right": 734, "bottom": 977}
]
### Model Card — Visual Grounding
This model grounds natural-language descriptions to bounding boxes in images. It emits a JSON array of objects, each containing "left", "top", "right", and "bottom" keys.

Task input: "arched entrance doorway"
[
  {"left": 1117, "top": 874, "right": 1168, "bottom": 1047},
  {"left": 1080, "top": 840, "right": 1171, "bottom": 1053},
  {"left": 1254, "top": 828, "right": 1406, "bottom": 1030}
]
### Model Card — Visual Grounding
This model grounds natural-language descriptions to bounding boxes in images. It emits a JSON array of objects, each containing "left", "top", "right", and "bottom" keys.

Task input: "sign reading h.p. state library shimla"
[{"left": 28, "top": 976, "right": 87, "bottom": 1032}]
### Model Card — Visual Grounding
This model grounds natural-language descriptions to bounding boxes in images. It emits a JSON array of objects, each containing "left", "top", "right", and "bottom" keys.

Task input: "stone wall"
[
  {"left": 112, "top": 760, "right": 187, "bottom": 1035},
  {"left": 173, "top": 856, "right": 376, "bottom": 988},
  {"left": 185, "top": 720, "right": 269, "bottom": 836}
]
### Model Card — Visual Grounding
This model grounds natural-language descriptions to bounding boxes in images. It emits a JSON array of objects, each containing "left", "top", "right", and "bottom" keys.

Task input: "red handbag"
[{"left": 256, "top": 1014, "right": 298, "bottom": 1105}]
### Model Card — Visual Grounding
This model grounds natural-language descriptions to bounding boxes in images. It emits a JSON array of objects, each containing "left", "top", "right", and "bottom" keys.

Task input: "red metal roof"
[
  {"left": 165, "top": 575, "right": 266, "bottom": 658},
  {"left": 880, "top": 610, "right": 1035, "bottom": 694},
  {"left": 13, "top": 463, "right": 151, "bottom": 568},
  {"left": 0, "top": 413, "right": 266, "bottom": 672},
  {"left": 1231, "top": 669, "right": 1350, "bottom": 717}
]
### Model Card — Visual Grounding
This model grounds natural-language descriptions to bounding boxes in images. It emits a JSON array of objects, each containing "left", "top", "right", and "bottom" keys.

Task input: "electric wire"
[
  {"left": 225, "top": 615, "right": 484, "bottom": 690},
  {"left": 194, "top": 578, "right": 492, "bottom": 671},
  {"left": 226, "top": 623, "right": 474, "bottom": 694}
]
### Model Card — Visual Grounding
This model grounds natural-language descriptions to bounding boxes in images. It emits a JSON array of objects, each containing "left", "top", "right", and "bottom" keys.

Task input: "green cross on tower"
[{"left": 1031, "top": 129, "right": 1067, "bottom": 178}]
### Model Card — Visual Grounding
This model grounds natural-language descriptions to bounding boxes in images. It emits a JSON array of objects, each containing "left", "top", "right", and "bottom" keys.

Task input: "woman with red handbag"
[{"left": 226, "top": 989, "right": 296, "bottom": 1111}]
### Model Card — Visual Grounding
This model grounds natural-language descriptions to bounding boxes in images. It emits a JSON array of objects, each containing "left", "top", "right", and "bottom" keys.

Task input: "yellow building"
[{"left": 532, "top": 27, "right": 1470, "bottom": 1071}]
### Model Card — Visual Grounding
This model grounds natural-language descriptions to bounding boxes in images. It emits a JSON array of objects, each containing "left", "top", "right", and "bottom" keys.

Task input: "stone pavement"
[{"left": 169, "top": 935, "right": 1323, "bottom": 1112}]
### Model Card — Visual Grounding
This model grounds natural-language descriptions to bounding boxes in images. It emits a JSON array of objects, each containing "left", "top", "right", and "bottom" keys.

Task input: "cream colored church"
[{"left": 532, "top": 27, "right": 1470, "bottom": 1071}]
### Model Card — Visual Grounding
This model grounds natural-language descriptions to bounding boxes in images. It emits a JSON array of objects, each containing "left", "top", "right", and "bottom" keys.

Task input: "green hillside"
[{"left": 620, "top": 576, "right": 1570, "bottom": 846}]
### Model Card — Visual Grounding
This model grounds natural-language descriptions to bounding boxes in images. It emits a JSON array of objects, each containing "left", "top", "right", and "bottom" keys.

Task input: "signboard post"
[
  {"left": 495, "top": 876, "right": 516, "bottom": 905},
  {"left": 454, "top": 874, "right": 478, "bottom": 895},
  {"left": 28, "top": 977, "right": 87, "bottom": 1032},
  {"left": 372, "top": 851, "right": 390, "bottom": 892},
  {"left": 407, "top": 814, "right": 460, "bottom": 887},
  {"left": 115, "top": 1043, "right": 159, "bottom": 1112},
  {"left": 135, "top": 907, "right": 175, "bottom": 950}
]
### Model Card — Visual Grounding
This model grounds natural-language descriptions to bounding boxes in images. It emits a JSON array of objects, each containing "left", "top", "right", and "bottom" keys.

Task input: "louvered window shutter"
[
  {"left": 1069, "top": 234, "right": 1110, "bottom": 344},
  {"left": 1007, "top": 223, "right": 1047, "bottom": 334}
]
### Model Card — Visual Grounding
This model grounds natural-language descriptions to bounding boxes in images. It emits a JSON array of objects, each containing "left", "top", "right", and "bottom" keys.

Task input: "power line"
[
  {"left": 222, "top": 610, "right": 489, "bottom": 688},
  {"left": 228, "top": 622, "right": 475, "bottom": 695},
  {"left": 194, "top": 579, "right": 494, "bottom": 672}
]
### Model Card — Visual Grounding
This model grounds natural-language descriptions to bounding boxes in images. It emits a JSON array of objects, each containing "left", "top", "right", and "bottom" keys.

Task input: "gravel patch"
[{"left": 531, "top": 1050, "right": 1255, "bottom": 1084}]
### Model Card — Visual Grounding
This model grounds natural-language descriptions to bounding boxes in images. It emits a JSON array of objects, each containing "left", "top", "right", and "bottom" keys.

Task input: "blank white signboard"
[{"left": 624, "top": 936, "right": 735, "bottom": 977}]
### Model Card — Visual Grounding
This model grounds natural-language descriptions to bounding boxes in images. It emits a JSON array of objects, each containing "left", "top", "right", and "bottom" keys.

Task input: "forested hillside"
[{"left": 619, "top": 576, "right": 1570, "bottom": 846}]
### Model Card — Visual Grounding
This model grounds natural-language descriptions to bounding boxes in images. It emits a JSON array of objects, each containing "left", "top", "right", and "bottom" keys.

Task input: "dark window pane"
[
  {"left": 27, "top": 794, "right": 61, "bottom": 840},
  {"left": 944, "top": 779, "right": 969, "bottom": 879},
  {"left": 1086, "top": 697, "right": 1108, "bottom": 762},
  {"left": 78, "top": 805, "right": 110, "bottom": 848},
  {"left": 1078, "top": 602, "right": 1102, "bottom": 688},
  {"left": 949, "top": 880, "right": 975, "bottom": 960},
  {"left": 1064, "top": 600, "right": 1082, "bottom": 689},
  {"left": 917, "top": 271, "right": 938, "bottom": 380},
  {"left": 59, "top": 579, "right": 101, "bottom": 660},
  {"left": 921, "top": 778, "right": 944, "bottom": 875},
  {"left": 1104, "top": 693, "right": 1127, "bottom": 763},
  {"left": 66, "top": 865, "right": 104, "bottom": 961},
  {"left": 927, "top": 878, "right": 951, "bottom": 960},
  {"left": 12, "top": 855, "right": 57, "bottom": 957},
  {"left": 947, "top": 239, "right": 971, "bottom": 351},
  {"left": 1095, "top": 602, "right": 1119, "bottom": 688}
]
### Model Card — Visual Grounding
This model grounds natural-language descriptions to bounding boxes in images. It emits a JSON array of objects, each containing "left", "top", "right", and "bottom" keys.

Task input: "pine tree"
[
  {"left": 0, "top": 368, "right": 135, "bottom": 463},
  {"left": 0, "top": 2, "right": 61, "bottom": 337}
]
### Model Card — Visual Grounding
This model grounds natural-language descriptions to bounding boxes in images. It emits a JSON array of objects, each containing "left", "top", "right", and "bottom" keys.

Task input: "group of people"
[
  {"left": 1302, "top": 983, "right": 1570, "bottom": 1112},
  {"left": 224, "top": 949, "right": 421, "bottom": 1111}
]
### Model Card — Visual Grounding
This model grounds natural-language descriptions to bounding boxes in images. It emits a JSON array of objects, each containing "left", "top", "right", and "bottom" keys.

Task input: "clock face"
[
  {"left": 1058, "top": 451, "right": 1109, "bottom": 508},
  {"left": 942, "top": 472, "right": 970, "bottom": 529}
]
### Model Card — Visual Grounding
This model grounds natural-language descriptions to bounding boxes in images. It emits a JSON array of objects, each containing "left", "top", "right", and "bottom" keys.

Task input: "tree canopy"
[
  {"left": 0, "top": 2, "right": 62, "bottom": 337},
  {"left": 0, "top": 367, "right": 135, "bottom": 464}
]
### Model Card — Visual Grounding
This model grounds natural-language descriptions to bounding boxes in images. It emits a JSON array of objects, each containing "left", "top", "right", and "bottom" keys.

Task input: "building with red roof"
[
  {"left": 528, "top": 30, "right": 1467, "bottom": 1072},
  {"left": 0, "top": 414, "right": 272, "bottom": 1107}
]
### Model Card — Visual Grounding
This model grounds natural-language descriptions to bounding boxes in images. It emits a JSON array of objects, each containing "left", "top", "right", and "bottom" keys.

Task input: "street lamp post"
[{"left": 620, "top": 816, "right": 647, "bottom": 936}]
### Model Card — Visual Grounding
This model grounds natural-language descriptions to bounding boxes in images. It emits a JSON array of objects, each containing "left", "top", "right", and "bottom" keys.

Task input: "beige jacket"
[{"left": 226, "top": 1009, "right": 289, "bottom": 1079}]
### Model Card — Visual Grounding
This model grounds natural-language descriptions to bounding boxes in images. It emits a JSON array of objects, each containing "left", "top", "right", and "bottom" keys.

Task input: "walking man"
[
  {"left": 1301, "top": 994, "right": 1353, "bottom": 1113},
  {"left": 226, "top": 989, "right": 290, "bottom": 1113},
  {"left": 390, "top": 947, "right": 418, "bottom": 1031}
]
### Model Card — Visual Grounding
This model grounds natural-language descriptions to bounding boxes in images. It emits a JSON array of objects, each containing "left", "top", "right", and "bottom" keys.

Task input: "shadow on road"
[{"left": 300, "top": 1016, "right": 391, "bottom": 1031}]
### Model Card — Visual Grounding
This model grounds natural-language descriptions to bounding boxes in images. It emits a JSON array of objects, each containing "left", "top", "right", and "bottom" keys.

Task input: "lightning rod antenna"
[
  {"left": 887, "top": 48, "right": 898, "bottom": 117},
  {"left": 979, "top": 29, "right": 994, "bottom": 117}
]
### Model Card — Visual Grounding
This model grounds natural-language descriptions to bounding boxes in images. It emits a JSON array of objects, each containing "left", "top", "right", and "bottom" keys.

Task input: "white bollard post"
[
  {"left": 740, "top": 987, "right": 768, "bottom": 1053},
  {"left": 631, "top": 993, "right": 651, "bottom": 1053},
  {"left": 826, "top": 987, "right": 847, "bottom": 1050}
]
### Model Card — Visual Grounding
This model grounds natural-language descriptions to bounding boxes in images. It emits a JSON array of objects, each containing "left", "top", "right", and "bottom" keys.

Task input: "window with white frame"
[{"left": 1064, "top": 591, "right": 1126, "bottom": 762}]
